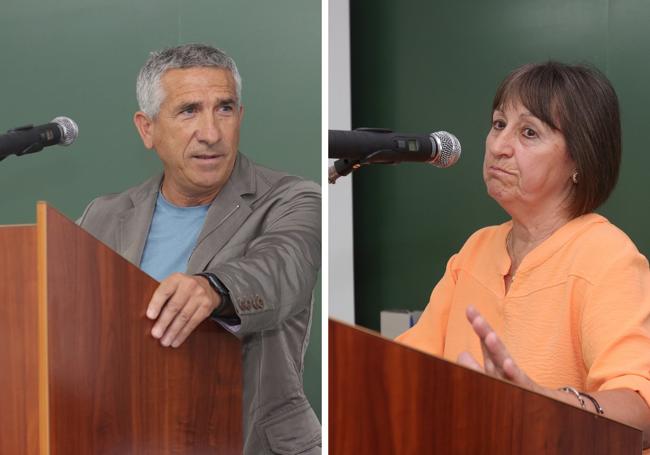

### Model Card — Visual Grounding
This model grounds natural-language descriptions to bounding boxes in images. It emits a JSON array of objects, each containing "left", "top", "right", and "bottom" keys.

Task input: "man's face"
[{"left": 134, "top": 67, "right": 243, "bottom": 206}]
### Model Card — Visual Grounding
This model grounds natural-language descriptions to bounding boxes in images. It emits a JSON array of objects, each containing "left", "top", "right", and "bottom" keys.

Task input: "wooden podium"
[
  {"left": 0, "top": 203, "right": 242, "bottom": 455},
  {"left": 330, "top": 319, "right": 643, "bottom": 454}
]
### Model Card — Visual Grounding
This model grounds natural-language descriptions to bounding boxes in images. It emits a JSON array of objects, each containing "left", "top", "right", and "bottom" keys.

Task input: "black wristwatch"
[{"left": 195, "top": 272, "right": 233, "bottom": 318}]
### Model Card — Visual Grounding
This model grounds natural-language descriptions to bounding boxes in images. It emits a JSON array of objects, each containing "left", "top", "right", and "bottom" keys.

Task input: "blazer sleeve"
[{"left": 207, "top": 179, "right": 321, "bottom": 335}]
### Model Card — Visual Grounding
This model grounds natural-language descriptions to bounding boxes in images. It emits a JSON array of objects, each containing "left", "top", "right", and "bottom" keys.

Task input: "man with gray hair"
[{"left": 78, "top": 43, "right": 321, "bottom": 454}]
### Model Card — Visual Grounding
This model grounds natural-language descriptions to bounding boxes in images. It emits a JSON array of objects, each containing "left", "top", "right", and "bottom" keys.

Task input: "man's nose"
[{"left": 196, "top": 113, "right": 221, "bottom": 145}]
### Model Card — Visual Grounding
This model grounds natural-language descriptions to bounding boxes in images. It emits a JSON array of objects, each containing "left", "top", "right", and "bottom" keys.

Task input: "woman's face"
[{"left": 483, "top": 101, "right": 575, "bottom": 217}]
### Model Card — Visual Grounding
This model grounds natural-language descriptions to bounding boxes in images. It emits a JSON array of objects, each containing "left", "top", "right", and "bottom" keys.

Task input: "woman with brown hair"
[{"left": 397, "top": 61, "right": 650, "bottom": 445}]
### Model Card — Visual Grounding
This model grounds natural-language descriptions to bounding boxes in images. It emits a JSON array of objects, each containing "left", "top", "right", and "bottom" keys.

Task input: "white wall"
[{"left": 328, "top": 0, "right": 355, "bottom": 323}]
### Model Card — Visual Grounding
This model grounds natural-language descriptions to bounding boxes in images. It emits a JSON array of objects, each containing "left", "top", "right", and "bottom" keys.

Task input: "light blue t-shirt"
[{"left": 140, "top": 192, "right": 209, "bottom": 281}]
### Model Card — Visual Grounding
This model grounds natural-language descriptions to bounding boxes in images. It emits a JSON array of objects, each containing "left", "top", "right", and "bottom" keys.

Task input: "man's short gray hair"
[{"left": 136, "top": 43, "right": 242, "bottom": 118}]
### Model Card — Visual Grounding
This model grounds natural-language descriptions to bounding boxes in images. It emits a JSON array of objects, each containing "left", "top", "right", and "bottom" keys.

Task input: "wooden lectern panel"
[
  {"left": 38, "top": 203, "right": 242, "bottom": 454},
  {"left": 0, "top": 225, "right": 39, "bottom": 455},
  {"left": 330, "top": 319, "right": 642, "bottom": 454}
]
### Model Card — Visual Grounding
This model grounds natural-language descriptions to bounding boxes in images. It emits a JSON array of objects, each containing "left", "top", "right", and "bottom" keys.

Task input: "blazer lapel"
[
  {"left": 187, "top": 154, "right": 255, "bottom": 273},
  {"left": 118, "top": 174, "right": 161, "bottom": 265}
]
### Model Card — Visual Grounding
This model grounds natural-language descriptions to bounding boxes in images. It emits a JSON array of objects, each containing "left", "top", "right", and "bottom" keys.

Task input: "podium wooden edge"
[
  {"left": 37, "top": 201, "right": 50, "bottom": 455},
  {"left": 329, "top": 318, "right": 643, "bottom": 434},
  {"left": 30, "top": 201, "right": 243, "bottom": 453}
]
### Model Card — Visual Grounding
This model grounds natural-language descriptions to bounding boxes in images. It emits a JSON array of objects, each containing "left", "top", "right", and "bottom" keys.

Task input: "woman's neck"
[{"left": 506, "top": 210, "right": 572, "bottom": 288}]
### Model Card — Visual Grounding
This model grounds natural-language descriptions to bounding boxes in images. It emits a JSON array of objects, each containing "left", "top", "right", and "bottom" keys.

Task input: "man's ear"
[{"left": 133, "top": 111, "right": 155, "bottom": 149}]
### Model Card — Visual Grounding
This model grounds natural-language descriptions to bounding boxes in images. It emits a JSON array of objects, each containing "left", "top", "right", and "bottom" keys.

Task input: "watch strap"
[{"left": 195, "top": 272, "right": 233, "bottom": 319}]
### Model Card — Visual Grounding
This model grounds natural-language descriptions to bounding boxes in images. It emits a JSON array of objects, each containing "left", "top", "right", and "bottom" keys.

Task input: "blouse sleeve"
[
  {"left": 581, "top": 242, "right": 650, "bottom": 406},
  {"left": 395, "top": 254, "right": 458, "bottom": 357}
]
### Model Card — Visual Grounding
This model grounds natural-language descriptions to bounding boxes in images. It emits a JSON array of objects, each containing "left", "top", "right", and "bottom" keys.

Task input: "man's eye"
[
  {"left": 219, "top": 105, "right": 234, "bottom": 113},
  {"left": 180, "top": 107, "right": 196, "bottom": 115}
]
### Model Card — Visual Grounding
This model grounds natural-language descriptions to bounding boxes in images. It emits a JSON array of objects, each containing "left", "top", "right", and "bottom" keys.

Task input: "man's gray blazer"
[{"left": 78, "top": 153, "right": 322, "bottom": 454}]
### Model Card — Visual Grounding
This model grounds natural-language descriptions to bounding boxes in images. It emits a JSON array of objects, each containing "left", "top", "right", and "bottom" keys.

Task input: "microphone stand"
[
  {"left": 328, "top": 159, "right": 361, "bottom": 184},
  {"left": 328, "top": 150, "right": 401, "bottom": 184}
]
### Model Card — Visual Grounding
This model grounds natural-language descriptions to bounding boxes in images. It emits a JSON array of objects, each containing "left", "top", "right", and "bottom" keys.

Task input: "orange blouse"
[{"left": 397, "top": 213, "right": 650, "bottom": 406}]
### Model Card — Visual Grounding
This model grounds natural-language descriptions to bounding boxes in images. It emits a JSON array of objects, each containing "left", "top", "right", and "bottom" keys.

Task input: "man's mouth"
[{"left": 192, "top": 153, "right": 224, "bottom": 160}]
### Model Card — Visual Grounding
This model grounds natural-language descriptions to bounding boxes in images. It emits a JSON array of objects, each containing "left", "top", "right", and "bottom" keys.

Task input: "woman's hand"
[
  {"left": 457, "top": 305, "right": 544, "bottom": 395},
  {"left": 457, "top": 305, "right": 650, "bottom": 447}
]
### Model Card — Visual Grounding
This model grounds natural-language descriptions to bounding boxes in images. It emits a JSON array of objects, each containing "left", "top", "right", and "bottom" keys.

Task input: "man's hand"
[{"left": 146, "top": 273, "right": 221, "bottom": 348}]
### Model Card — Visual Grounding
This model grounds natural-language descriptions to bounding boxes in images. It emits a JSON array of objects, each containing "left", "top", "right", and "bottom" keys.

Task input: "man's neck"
[{"left": 160, "top": 182, "right": 220, "bottom": 207}]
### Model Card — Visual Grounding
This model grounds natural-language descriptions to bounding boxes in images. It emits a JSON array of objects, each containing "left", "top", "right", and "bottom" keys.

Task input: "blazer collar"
[
  {"left": 118, "top": 153, "right": 257, "bottom": 270},
  {"left": 187, "top": 153, "right": 255, "bottom": 272},
  {"left": 119, "top": 174, "right": 162, "bottom": 264}
]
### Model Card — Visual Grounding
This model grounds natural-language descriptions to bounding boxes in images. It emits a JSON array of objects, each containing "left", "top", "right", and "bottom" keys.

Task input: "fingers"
[
  {"left": 465, "top": 304, "right": 480, "bottom": 322},
  {"left": 150, "top": 276, "right": 193, "bottom": 341},
  {"left": 163, "top": 283, "right": 216, "bottom": 348},
  {"left": 465, "top": 305, "right": 524, "bottom": 383},
  {"left": 466, "top": 305, "right": 505, "bottom": 375},
  {"left": 466, "top": 305, "right": 494, "bottom": 342},
  {"left": 147, "top": 274, "right": 219, "bottom": 348},
  {"left": 502, "top": 357, "right": 529, "bottom": 385},
  {"left": 457, "top": 351, "right": 483, "bottom": 372},
  {"left": 480, "top": 337, "right": 498, "bottom": 376},
  {"left": 158, "top": 296, "right": 198, "bottom": 347},
  {"left": 146, "top": 275, "right": 181, "bottom": 320},
  {"left": 483, "top": 330, "right": 511, "bottom": 375},
  {"left": 167, "top": 309, "right": 206, "bottom": 348},
  {"left": 465, "top": 305, "right": 537, "bottom": 391}
]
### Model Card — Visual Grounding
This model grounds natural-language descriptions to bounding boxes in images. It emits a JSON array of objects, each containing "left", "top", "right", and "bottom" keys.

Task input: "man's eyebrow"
[
  {"left": 175, "top": 101, "right": 201, "bottom": 112},
  {"left": 218, "top": 97, "right": 237, "bottom": 105}
]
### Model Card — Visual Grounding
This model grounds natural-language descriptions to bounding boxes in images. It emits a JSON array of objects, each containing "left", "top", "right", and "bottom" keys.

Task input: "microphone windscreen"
[
  {"left": 430, "top": 131, "right": 461, "bottom": 168},
  {"left": 51, "top": 116, "right": 79, "bottom": 146}
]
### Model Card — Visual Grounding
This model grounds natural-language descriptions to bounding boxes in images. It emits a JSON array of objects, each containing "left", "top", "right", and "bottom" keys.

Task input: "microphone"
[
  {"left": 328, "top": 128, "right": 461, "bottom": 183},
  {"left": 0, "top": 116, "right": 79, "bottom": 162}
]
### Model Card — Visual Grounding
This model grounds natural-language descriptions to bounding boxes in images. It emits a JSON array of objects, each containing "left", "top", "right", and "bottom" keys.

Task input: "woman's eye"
[
  {"left": 492, "top": 119, "right": 506, "bottom": 130},
  {"left": 523, "top": 127, "right": 537, "bottom": 138}
]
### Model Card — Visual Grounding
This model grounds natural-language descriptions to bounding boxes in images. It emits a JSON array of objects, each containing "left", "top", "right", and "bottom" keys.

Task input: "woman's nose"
[{"left": 487, "top": 128, "right": 515, "bottom": 157}]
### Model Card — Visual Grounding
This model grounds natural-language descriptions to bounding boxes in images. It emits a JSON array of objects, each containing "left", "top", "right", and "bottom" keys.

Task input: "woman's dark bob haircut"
[{"left": 492, "top": 61, "right": 621, "bottom": 218}]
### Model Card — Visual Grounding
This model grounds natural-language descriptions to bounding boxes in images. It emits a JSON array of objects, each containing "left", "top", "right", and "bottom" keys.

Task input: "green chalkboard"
[
  {"left": 0, "top": 1, "right": 321, "bottom": 418},
  {"left": 351, "top": 0, "right": 650, "bottom": 332}
]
